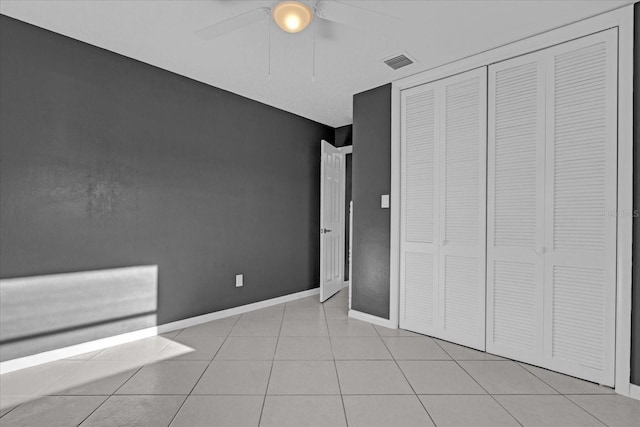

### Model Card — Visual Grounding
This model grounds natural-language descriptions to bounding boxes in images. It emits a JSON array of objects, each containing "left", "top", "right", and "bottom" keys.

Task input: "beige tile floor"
[{"left": 1, "top": 289, "right": 639, "bottom": 426}]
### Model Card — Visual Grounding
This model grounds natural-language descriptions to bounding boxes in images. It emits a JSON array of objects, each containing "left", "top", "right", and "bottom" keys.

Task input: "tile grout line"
[
  {"left": 374, "top": 326, "right": 439, "bottom": 427},
  {"left": 256, "top": 303, "right": 287, "bottom": 426},
  {"left": 81, "top": 335, "right": 206, "bottom": 427},
  {"left": 72, "top": 395, "right": 111, "bottom": 427},
  {"left": 563, "top": 395, "right": 616, "bottom": 427},
  {"left": 321, "top": 292, "right": 350, "bottom": 427},
  {"left": 165, "top": 314, "right": 242, "bottom": 427},
  {"left": 514, "top": 362, "right": 611, "bottom": 426},
  {"left": 31, "top": 336, "right": 177, "bottom": 426},
  {"left": 66, "top": 363, "right": 143, "bottom": 426},
  {"left": 57, "top": 391, "right": 615, "bottom": 397},
  {"left": 0, "top": 362, "right": 83, "bottom": 422},
  {"left": 102, "top": 333, "right": 177, "bottom": 394},
  {"left": 75, "top": 361, "right": 151, "bottom": 426},
  {"left": 0, "top": 403, "right": 21, "bottom": 420},
  {"left": 431, "top": 340, "right": 525, "bottom": 427}
]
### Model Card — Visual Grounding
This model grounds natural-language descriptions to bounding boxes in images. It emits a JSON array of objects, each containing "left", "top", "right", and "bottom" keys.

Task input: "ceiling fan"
[{"left": 195, "top": 0, "right": 396, "bottom": 40}]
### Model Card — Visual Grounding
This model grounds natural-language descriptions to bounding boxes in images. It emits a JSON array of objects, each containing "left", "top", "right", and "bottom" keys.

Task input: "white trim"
[
  {"left": 614, "top": 6, "right": 634, "bottom": 397},
  {"left": 338, "top": 145, "right": 353, "bottom": 154},
  {"left": 348, "top": 309, "right": 396, "bottom": 329},
  {"left": 390, "top": 5, "right": 634, "bottom": 395},
  {"left": 0, "top": 287, "right": 319, "bottom": 375},
  {"left": 349, "top": 200, "right": 353, "bottom": 310},
  {"left": 0, "top": 327, "right": 159, "bottom": 375},
  {"left": 339, "top": 145, "right": 352, "bottom": 303},
  {"left": 389, "top": 77, "right": 401, "bottom": 330},
  {"left": 156, "top": 287, "right": 319, "bottom": 334},
  {"left": 630, "top": 384, "right": 640, "bottom": 401}
]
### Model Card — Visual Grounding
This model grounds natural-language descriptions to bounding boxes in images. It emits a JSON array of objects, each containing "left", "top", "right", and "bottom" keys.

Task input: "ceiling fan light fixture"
[{"left": 272, "top": 1, "right": 313, "bottom": 33}]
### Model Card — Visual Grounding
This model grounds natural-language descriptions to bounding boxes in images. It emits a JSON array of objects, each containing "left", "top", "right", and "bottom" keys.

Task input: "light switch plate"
[
  {"left": 381, "top": 194, "right": 390, "bottom": 209},
  {"left": 235, "top": 274, "right": 243, "bottom": 287}
]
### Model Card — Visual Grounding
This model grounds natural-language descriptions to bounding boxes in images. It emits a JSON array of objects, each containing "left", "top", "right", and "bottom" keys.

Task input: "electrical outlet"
[
  {"left": 381, "top": 194, "right": 390, "bottom": 209},
  {"left": 235, "top": 274, "right": 243, "bottom": 287}
]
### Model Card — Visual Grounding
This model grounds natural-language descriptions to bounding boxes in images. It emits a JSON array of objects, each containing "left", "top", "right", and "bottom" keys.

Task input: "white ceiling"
[{"left": 0, "top": 0, "right": 632, "bottom": 127}]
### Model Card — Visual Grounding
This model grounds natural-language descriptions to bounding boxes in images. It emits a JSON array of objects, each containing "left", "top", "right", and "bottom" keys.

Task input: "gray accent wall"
[
  {"left": 344, "top": 153, "right": 353, "bottom": 281},
  {"left": 0, "top": 13, "right": 334, "bottom": 346},
  {"left": 334, "top": 125, "right": 353, "bottom": 148},
  {"left": 631, "top": 1, "right": 639, "bottom": 387},
  {"left": 351, "top": 84, "right": 392, "bottom": 319}
]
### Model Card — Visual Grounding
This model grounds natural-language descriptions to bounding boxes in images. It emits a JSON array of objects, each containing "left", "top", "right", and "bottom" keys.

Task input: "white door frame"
[
  {"left": 349, "top": 200, "right": 353, "bottom": 310},
  {"left": 390, "top": 5, "right": 634, "bottom": 396},
  {"left": 338, "top": 145, "right": 353, "bottom": 295}
]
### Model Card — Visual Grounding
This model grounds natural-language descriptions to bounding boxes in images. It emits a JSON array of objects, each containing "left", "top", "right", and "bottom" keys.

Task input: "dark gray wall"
[
  {"left": 0, "top": 15, "right": 334, "bottom": 339},
  {"left": 344, "top": 153, "right": 353, "bottom": 281},
  {"left": 631, "top": 2, "right": 639, "bottom": 387},
  {"left": 335, "top": 125, "right": 353, "bottom": 148},
  {"left": 351, "top": 84, "right": 391, "bottom": 319}
]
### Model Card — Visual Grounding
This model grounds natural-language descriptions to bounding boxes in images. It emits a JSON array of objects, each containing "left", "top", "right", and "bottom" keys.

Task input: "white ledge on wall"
[{"left": 0, "top": 286, "right": 320, "bottom": 375}]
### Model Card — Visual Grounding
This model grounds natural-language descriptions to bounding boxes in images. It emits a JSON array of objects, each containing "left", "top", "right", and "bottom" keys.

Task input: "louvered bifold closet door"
[
  {"left": 437, "top": 68, "right": 488, "bottom": 350},
  {"left": 544, "top": 30, "right": 617, "bottom": 386},
  {"left": 400, "top": 82, "right": 439, "bottom": 335},
  {"left": 487, "top": 52, "right": 546, "bottom": 365}
]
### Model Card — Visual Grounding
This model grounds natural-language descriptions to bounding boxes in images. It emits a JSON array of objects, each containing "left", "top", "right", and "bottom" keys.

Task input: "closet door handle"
[
  {"left": 439, "top": 240, "right": 447, "bottom": 247},
  {"left": 535, "top": 247, "right": 546, "bottom": 255}
]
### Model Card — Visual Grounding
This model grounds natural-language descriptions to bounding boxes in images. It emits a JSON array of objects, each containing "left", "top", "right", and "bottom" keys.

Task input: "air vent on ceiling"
[{"left": 383, "top": 52, "right": 416, "bottom": 70}]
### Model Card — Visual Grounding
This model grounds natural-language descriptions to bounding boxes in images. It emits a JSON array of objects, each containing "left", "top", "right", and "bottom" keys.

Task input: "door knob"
[
  {"left": 535, "top": 247, "right": 546, "bottom": 255},
  {"left": 320, "top": 228, "right": 332, "bottom": 234},
  {"left": 439, "top": 240, "right": 447, "bottom": 247}
]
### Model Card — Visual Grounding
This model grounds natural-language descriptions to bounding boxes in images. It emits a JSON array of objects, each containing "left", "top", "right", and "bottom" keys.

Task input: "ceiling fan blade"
[
  {"left": 315, "top": 1, "right": 401, "bottom": 32},
  {"left": 196, "top": 7, "right": 270, "bottom": 40}
]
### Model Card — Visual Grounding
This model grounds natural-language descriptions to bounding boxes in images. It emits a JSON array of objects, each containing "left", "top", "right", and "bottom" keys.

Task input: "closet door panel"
[
  {"left": 400, "top": 83, "right": 439, "bottom": 335},
  {"left": 544, "top": 30, "right": 617, "bottom": 386},
  {"left": 487, "top": 53, "right": 546, "bottom": 364},
  {"left": 438, "top": 68, "right": 487, "bottom": 350}
]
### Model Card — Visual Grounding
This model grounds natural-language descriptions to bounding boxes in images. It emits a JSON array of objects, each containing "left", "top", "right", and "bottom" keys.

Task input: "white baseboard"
[
  {"left": 342, "top": 280, "right": 350, "bottom": 288},
  {"left": 0, "top": 327, "right": 159, "bottom": 375},
  {"left": 0, "top": 287, "right": 319, "bottom": 375},
  {"left": 348, "top": 309, "right": 397, "bottom": 329},
  {"left": 629, "top": 384, "right": 640, "bottom": 400},
  {"left": 156, "top": 287, "right": 319, "bottom": 334}
]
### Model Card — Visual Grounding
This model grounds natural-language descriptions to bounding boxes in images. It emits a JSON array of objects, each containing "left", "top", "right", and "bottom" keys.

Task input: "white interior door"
[
  {"left": 543, "top": 30, "right": 617, "bottom": 386},
  {"left": 320, "top": 140, "right": 345, "bottom": 302},
  {"left": 399, "top": 68, "right": 487, "bottom": 347},
  {"left": 487, "top": 51, "right": 547, "bottom": 365},
  {"left": 437, "top": 67, "right": 487, "bottom": 351},
  {"left": 399, "top": 82, "right": 439, "bottom": 336},
  {"left": 487, "top": 29, "right": 617, "bottom": 385}
]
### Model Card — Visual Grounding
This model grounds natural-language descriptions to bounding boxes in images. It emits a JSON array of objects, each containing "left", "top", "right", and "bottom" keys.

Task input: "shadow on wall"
[{"left": 0, "top": 266, "right": 158, "bottom": 362}]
